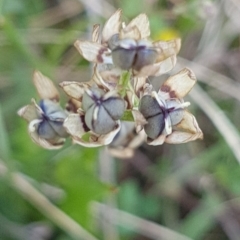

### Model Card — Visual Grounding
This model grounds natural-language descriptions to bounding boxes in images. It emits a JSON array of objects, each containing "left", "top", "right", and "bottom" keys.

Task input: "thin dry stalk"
[
  {"left": 91, "top": 202, "right": 193, "bottom": 240},
  {"left": 0, "top": 160, "right": 99, "bottom": 240},
  {"left": 189, "top": 85, "right": 240, "bottom": 164},
  {"left": 178, "top": 57, "right": 240, "bottom": 102}
]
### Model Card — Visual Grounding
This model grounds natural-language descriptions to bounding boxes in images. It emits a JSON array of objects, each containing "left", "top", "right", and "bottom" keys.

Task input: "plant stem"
[{"left": 119, "top": 71, "right": 131, "bottom": 98}]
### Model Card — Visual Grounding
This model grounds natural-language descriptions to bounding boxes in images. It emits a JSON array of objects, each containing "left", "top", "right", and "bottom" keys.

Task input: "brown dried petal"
[
  {"left": 133, "top": 77, "right": 147, "bottom": 98},
  {"left": 92, "top": 24, "right": 101, "bottom": 43},
  {"left": 147, "top": 133, "right": 166, "bottom": 146},
  {"left": 136, "top": 55, "right": 177, "bottom": 77},
  {"left": 120, "top": 25, "right": 141, "bottom": 40},
  {"left": 126, "top": 13, "right": 150, "bottom": 39},
  {"left": 165, "top": 111, "right": 203, "bottom": 144},
  {"left": 59, "top": 81, "right": 92, "bottom": 101},
  {"left": 64, "top": 113, "right": 121, "bottom": 147},
  {"left": 17, "top": 104, "right": 39, "bottom": 122},
  {"left": 160, "top": 68, "right": 197, "bottom": 99},
  {"left": 92, "top": 66, "right": 120, "bottom": 90},
  {"left": 153, "top": 38, "right": 181, "bottom": 61},
  {"left": 74, "top": 41, "right": 112, "bottom": 64},
  {"left": 33, "top": 71, "right": 59, "bottom": 101},
  {"left": 101, "top": 9, "right": 122, "bottom": 43}
]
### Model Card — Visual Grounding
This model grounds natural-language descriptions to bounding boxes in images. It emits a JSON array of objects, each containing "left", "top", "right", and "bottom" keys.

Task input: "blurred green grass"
[{"left": 1, "top": 0, "right": 240, "bottom": 240}]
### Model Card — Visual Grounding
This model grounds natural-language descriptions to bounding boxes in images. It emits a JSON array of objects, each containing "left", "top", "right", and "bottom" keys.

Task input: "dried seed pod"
[
  {"left": 111, "top": 39, "right": 158, "bottom": 70},
  {"left": 82, "top": 87, "right": 125, "bottom": 135},
  {"left": 37, "top": 99, "right": 68, "bottom": 139},
  {"left": 139, "top": 94, "right": 185, "bottom": 140}
]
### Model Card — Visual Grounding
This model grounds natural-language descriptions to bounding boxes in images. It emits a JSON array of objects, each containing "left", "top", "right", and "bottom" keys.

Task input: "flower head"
[
  {"left": 138, "top": 68, "right": 203, "bottom": 145},
  {"left": 60, "top": 73, "right": 126, "bottom": 147},
  {"left": 74, "top": 10, "right": 181, "bottom": 77},
  {"left": 18, "top": 71, "right": 68, "bottom": 149},
  {"left": 18, "top": 9, "right": 203, "bottom": 151}
]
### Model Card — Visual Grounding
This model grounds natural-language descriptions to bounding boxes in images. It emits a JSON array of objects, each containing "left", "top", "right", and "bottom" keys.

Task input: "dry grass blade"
[
  {"left": 31, "top": 0, "right": 83, "bottom": 27},
  {"left": 189, "top": 85, "right": 240, "bottom": 164},
  {"left": 178, "top": 57, "right": 240, "bottom": 102},
  {"left": 91, "top": 202, "right": 193, "bottom": 240},
  {"left": 0, "top": 160, "right": 98, "bottom": 240},
  {"left": 76, "top": 0, "right": 116, "bottom": 17}
]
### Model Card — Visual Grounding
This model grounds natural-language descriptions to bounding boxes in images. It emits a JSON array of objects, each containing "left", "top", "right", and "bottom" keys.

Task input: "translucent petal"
[
  {"left": 63, "top": 113, "right": 89, "bottom": 138},
  {"left": 165, "top": 111, "right": 203, "bottom": 144},
  {"left": 74, "top": 41, "right": 112, "bottom": 64},
  {"left": 159, "top": 68, "right": 197, "bottom": 99},
  {"left": 102, "top": 9, "right": 122, "bottom": 43},
  {"left": 147, "top": 133, "right": 166, "bottom": 146},
  {"left": 59, "top": 81, "right": 92, "bottom": 101},
  {"left": 17, "top": 104, "right": 38, "bottom": 122},
  {"left": 126, "top": 13, "right": 150, "bottom": 39},
  {"left": 33, "top": 71, "right": 59, "bottom": 101},
  {"left": 153, "top": 38, "right": 181, "bottom": 61},
  {"left": 120, "top": 25, "right": 141, "bottom": 40},
  {"left": 92, "top": 24, "right": 100, "bottom": 43},
  {"left": 136, "top": 55, "right": 177, "bottom": 77},
  {"left": 74, "top": 124, "right": 120, "bottom": 147},
  {"left": 65, "top": 114, "right": 120, "bottom": 147}
]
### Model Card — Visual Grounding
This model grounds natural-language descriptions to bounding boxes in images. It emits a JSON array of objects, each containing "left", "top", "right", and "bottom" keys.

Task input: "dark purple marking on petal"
[
  {"left": 160, "top": 85, "right": 171, "bottom": 93},
  {"left": 97, "top": 47, "right": 108, "bottom": 63},
  {"left": 169, "top": 90, "right": 177, "bottom": 98},
  {"left": 80, "top": 114, "right": 90, "bottom": 132}
]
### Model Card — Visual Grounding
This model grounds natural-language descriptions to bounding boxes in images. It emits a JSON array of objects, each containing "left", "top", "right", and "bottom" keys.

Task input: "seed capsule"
[
  {"left": 139, "top": 94, "right": 185, "bottom": 140},
  {"left": 37, "top": 99, "right": 68, "bottom": 139},
  {"left": 111, "top": 38, "right": 158, "bottom": 71},
  {"left": 82, "top": 88, "right": 125, "bottom": 135}
]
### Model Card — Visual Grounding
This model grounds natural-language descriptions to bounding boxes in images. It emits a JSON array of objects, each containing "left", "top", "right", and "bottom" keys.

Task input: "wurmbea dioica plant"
[{"left": 18, "top": 9, "right": 203, "bottom": 157}]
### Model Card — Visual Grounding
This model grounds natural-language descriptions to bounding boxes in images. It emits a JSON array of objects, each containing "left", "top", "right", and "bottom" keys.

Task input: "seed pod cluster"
[
  {"left": 110, "top": 38, "right": 158, "bottom": 71},
  {"left": 82, "top": 87, "right": 125, "bottom": 135}
]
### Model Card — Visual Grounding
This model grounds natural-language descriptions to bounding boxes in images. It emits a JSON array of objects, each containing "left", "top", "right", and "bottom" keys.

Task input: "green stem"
[{"left": 119, "top": 71, "right": 131, "bottom": 98}]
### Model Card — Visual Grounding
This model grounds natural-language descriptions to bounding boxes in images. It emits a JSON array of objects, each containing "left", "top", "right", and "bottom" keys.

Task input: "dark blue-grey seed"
[
  {"left": 139, "top": 95, "right": 162, "bottom": 118},
  {"left": 134, "top": 48, "right": 158, "bottom": 70},
  {"left": 112, "top": 48, "right": 136, "bottom": 70},
  {"left": 38, "top": 120, "right": 58, "bottom": 140},
  {"left": 82, "top": 87, "right": 105, "bottom": 111},
  {"left": 144, "top": 113, "right": 165, "bottom": 139},
  {"left": 84, "top": 105, "right": 116, "bottom": 135},
  {"left": 102, "top": 97, "right": 125, "bottom": 120}
]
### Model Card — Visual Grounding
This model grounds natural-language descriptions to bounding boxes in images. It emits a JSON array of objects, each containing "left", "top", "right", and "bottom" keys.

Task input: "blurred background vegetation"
[{"left": 1, "top": 0, "right": 240, "bottom": 239}]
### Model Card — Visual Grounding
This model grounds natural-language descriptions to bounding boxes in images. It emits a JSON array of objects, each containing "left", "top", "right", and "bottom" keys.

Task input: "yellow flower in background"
[{"left": 154, "top": 28, "right": 180, "bottom": 41}]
